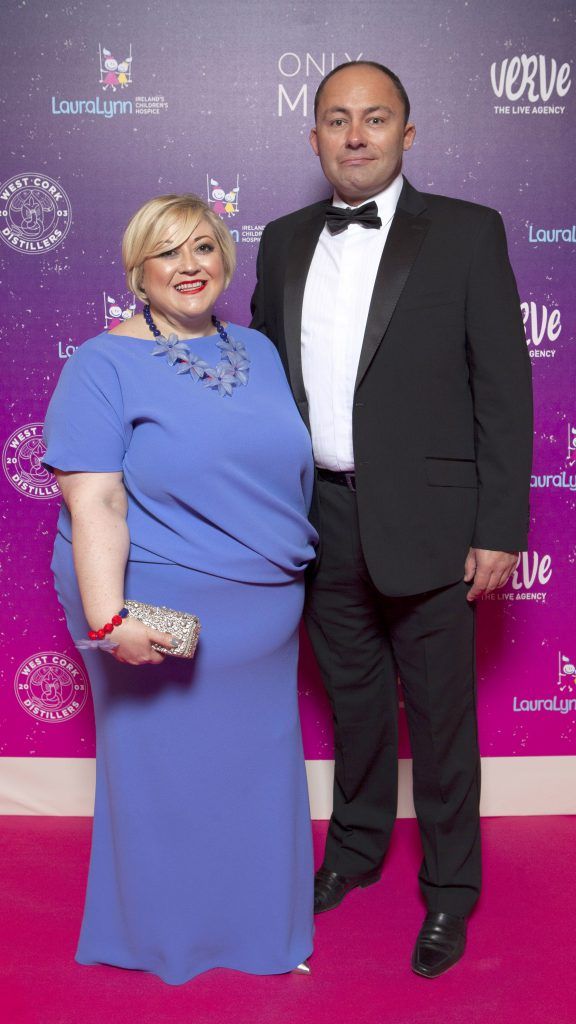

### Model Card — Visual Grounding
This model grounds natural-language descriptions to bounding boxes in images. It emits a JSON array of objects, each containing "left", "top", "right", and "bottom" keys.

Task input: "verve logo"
[
  {"left": 484, "top": 551, "right": 552, "bottom": 604},
  {"left": 521, "top": 300, "right": 561, "bottom": 360},
  {"left": 490, "top": 54, "right": 571, "bottom": 102},
  {"left": 510, "top": 551, "right": 552, "bottom": 591}
]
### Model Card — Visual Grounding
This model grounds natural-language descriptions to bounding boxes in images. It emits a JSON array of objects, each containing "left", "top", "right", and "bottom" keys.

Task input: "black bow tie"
[{"left": 325, "top": 200, "right": 382, "bottom": 235}]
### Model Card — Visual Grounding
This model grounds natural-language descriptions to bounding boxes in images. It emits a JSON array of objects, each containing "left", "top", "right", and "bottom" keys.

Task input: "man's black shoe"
[
  {"left": 411, "top": 911, "right": 467, "bottom": 978},
  {"left": 313, "top": 865, "right": 381, "bottom": 914}
]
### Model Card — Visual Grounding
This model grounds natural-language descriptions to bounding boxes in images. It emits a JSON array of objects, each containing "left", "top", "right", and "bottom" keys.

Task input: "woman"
[{"left": 43, "top": 194, "right": 317, "bottom": 984}]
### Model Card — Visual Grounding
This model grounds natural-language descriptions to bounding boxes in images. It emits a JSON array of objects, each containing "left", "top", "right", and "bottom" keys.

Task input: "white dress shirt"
[{"left": 301, "top": 174, "right": 403, "bottom": 471}]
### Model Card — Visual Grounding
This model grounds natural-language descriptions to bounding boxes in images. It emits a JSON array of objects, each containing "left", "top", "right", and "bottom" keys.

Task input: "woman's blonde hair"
[{"left": 122, "top": 193, "right": 237, "bottom": 301}]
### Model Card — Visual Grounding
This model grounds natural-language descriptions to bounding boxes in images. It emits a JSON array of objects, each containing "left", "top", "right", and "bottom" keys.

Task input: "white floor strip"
[
  {"left": 305, "top": 757, "right": 576, "bottom": 818},
  {"left": 1, "top": 756, "right": 575, "bottom": 817}
]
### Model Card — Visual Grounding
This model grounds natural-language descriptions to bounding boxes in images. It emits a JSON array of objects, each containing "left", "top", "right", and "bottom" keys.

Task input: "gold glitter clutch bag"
[{"left": 124, "top": 600, "right": 201, "bottom": 659}]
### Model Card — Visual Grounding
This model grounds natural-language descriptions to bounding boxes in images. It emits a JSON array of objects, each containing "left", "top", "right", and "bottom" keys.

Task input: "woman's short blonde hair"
[{"left": 122, "top": 193, "right": 237, "bottom": 301}]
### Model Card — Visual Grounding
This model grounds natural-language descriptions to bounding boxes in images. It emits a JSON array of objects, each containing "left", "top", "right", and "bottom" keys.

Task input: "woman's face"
[{"left": 141, "top": 218, "right": 226, "bottom": 332}]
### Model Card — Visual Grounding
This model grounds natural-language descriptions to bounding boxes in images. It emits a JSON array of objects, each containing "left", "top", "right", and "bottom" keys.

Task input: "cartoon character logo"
[
  {"left": 207, "top": 175, "right": 240, "bottom": 218},
  {"left": 117, "top": 61, "right": 131, "bottom": 88},
  {"left": 567, "top": 425, "right": 576, "bottom": 467},
  {"left": 99, "top": 45, "right": 133, "bottom": 91},
  {"left": 557, "top": 653, "right": 576, "bottom": 694},
  {"left": 103, "top": 292, "right": 136, "bottom": 331}
]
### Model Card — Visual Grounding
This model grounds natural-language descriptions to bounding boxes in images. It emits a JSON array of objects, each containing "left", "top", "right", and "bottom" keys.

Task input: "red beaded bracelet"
[{"left": 87, "top": 607, "right": 129, "bottom": 642}]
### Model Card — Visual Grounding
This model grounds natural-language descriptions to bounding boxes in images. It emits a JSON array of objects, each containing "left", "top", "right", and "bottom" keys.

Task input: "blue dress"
[{"left": 43, "top": 326, "right": 318, "bottom": 985}]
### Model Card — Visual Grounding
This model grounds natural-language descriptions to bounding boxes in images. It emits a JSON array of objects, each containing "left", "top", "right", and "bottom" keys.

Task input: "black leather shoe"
[
  {"left": 313, "top": 865, "right": 381, "bottom": 914},
  {"left": 411, "top": 911, "right": 467, "bottom": 978}
]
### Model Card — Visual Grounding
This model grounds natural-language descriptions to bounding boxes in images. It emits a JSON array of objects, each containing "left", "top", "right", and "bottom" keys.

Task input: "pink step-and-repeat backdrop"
[{"left": 0, "top": 0, "right": 574, "bottom": 776}]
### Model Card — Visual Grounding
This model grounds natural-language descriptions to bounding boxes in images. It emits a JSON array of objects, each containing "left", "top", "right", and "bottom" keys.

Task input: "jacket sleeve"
[
  {"left": 465, "top": 209, "right": 533, "bottom": 552},
  {"left": 250, "top": 226, "right": 268, "bottom": 335}
]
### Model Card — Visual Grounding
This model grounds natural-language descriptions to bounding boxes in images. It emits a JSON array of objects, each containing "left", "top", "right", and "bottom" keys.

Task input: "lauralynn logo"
[
  {"left": 557, "top": 654, "right": 576, "bottom": 693},
  {"left": 527, "top": 223, "right": 576, "bottom": 244},
  {"left": 104, "top": 290, "right": 136, "bottom": 330},
  {"left": 483, "top": 551, "right": 552, "bottom": 605},
  {"left": 0, "top": 173, "right": 71, "bottom": 254},
  {"left": 567, "top": 424, "right": 576, "bottom": 466},
  {"left": 2, "top": 423, "right": 60, "bottom": 499},
  {"left": 206, "top": 174, "right": 263, "bottom": 246},
  {"left": 99, "top": 44, "right": 133, "bottom": 90},
  {"left": 491, "top": 54, "right": 571, "bottom": 115},
  {"left": 521, "top": 299, "right": 561, "bottom": 360},
  {"left": 51, "top": 43, "right": 168, "bottom": 118},
  {"left": 513, "top": 653, "right": 576, "bottom": 715},
  {"left": 207, "top": 176, "right": 240, "bottom": 218},
  {"left": 14, "top": 652, "right": 89, "bottom": 723}
]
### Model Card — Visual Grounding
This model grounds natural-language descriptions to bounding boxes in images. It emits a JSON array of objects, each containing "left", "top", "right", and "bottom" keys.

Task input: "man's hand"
[{"left": 463, "top": 548, "right": 520, "bottom": 602}]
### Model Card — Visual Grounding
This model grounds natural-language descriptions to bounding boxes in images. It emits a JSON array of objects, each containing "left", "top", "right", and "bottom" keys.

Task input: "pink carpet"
[{"left": 1, "top": 816, "right": 574, "bottom": 1024}]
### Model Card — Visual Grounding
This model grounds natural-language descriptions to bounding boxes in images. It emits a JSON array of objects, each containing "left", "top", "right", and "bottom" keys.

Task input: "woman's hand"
[
  {"left": 109, "top": 617, "right": 175, "bottom": 665},
  {"left": 55, "top": 470, "right": 174, "bottom": 667}
]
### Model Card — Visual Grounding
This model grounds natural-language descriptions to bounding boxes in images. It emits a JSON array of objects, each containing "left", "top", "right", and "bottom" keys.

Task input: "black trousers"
[{"left": 305, "top": 477, "right": 481, "bottom": 916}]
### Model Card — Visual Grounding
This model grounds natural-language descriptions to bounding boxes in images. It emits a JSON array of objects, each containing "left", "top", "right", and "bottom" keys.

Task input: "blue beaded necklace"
[{"left": 143, "top": 303, "right": 250, "bottom": 398}]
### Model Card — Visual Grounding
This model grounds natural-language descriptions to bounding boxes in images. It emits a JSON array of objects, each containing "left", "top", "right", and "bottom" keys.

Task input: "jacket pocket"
[{"left": 425, "top": 457, "right": 478, "bottom": 488}]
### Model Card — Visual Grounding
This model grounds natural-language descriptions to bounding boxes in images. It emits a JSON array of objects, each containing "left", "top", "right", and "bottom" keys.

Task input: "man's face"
[{"left": 310, "top": 66, "right": 415, "bottom": 205}]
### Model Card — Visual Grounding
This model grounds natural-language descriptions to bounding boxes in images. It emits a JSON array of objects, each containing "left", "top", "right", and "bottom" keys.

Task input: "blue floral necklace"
[{"left": 143, "top": 303, "right": 250, "bottom": 398}]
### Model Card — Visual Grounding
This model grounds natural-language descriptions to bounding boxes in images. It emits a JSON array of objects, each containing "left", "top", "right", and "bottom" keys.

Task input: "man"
[{"left": 251, "top": 62, "right": 532, "bottom": 978}]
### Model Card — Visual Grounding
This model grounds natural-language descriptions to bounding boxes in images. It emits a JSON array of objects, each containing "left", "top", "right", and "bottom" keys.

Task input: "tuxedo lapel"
[
  {"left": 355, "top": 181, "right": 430, "bottom": 390},
  {"left": 283, "top": 206, "right": 326, "bottom": 403}
]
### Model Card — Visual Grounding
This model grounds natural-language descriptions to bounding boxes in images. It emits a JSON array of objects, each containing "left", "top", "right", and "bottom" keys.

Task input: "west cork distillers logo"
[
  {"left": 491, "top": 54, "right": 571, "bottom": 115},
  {"left": 0, "top": 174, "right": 71, "bottom": 254},
  {"left": 531, "top": 423, "right": 576, "bottom": 491},
  {"left": 2, "top": 423, "right": 60, "bottom": 499},
  {"left": 51, "top": 43, "right": 168, "bottom": 119},
  {"left": 14, "top": 652, "right": 88, "bottom": 723},
  {"left": 513, "top": 653, "right": 576, "bottom": 716},
  {"left": 482, "top": 551, "right": 552, "bottom": 604},
  {"left": 522, "top": 299, "right": 561, "bottom": 360}
]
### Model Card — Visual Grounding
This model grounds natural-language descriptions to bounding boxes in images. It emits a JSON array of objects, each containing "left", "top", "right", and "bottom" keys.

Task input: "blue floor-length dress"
[{"left": 43, "top": 325, "right": 318, "bottom": 985}]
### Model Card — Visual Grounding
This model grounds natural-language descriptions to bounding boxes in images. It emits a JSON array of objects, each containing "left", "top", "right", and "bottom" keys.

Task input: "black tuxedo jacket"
[{"left": 250, "top": 178, "right": 533, "bottom": 596}]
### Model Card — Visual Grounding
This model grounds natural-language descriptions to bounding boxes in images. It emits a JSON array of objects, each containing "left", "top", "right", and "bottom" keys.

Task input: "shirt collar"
[{"left": 332, "top": 173, "right": 403, "bottom": 226}]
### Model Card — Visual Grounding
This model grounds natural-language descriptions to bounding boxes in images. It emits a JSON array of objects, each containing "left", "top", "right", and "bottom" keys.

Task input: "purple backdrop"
[{"left": 0, "top": 0, "right": 574, "bottom": 765}]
